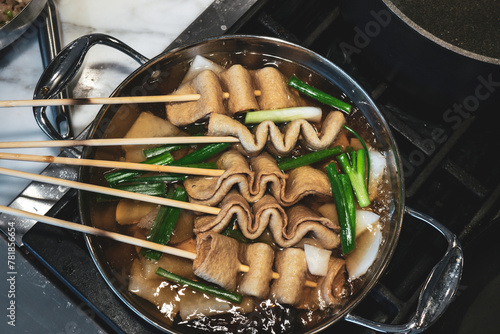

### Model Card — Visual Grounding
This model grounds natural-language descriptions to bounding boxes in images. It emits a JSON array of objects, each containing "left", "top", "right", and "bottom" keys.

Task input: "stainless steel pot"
[
  {"left": 34, "top": 34, "right": 463, "bottom": 333},
  {"left": 0, "top": 0, "right": 47, "bottom": 50}
]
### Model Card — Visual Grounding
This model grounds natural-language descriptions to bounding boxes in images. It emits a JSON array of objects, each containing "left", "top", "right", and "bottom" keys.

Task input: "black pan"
[{"left": 340, "top": 0, "right": 500, "bottom": 122}]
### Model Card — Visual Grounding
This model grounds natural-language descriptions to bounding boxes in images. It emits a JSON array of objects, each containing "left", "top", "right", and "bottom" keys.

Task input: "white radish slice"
[
  {"left": 345, "top": 225, "right": 382, "bottom": 280},
  {"left": 368, "top": 150, "right": 387, "bottom": 200},
  {"left": 304, "top": 244, "right": 332, "bottom": 276},
  {"left": 355, "top": 210, "right": 380, "bottom": 237},
  {"left": 181, "top": 55, "right": 224, "bottom": 83}
]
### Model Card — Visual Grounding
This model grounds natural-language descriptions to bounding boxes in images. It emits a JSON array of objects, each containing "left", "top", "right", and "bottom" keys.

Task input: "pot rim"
[{"left": 78, "top": 34, "right": 405, "bottom": 333}]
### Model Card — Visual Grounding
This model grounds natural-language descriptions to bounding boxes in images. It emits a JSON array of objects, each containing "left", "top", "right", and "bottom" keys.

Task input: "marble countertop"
[
  {"left": 0, "top": 0, "right": 212, "bottom": 206},
  {"left": 0, "top": 1, "right": 212, "bottom": 332}
]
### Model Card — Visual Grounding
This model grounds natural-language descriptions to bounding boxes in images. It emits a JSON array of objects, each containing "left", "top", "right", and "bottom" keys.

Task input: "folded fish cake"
[
  {"left": 184, "top": 149, "right": 255, "bottom": 207},
  {"left": 207, "top": 111, "right": 346, "bottom": 156},
  {"left": 193, "top": 190, "right": 253, "bottom": 236}
]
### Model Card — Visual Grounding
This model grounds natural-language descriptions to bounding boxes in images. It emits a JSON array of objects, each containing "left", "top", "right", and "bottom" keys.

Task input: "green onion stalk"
[{"left": 156, "top": 268, "right": 243, "bottom": 304}]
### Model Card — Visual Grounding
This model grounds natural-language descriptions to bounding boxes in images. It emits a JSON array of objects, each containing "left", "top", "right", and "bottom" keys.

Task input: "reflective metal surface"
[
  {"left": 345, "top": 207, "right": 463, "bottom": 333},
  {"left": 0, "top": 0, "right": 48, "bottom": 50},
  {"left": 33, "top": 33, "right": 148, "bottom": 143},
  {"left": 38, "top": 0, "right": 73, "bottom": 139}
]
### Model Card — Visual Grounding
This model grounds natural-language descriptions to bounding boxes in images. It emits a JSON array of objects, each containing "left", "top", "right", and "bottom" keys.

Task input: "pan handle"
[
  {"left": 344, "top": 206, "right": 463, "bottom": 333},
  {"left": 33, "top": 33, "right": 149, "bottom": 150}
]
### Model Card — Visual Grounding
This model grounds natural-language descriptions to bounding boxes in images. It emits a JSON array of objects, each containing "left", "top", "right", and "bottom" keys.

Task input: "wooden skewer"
[
  {"left": 0, "top": 136, "right": 240, "bottom": 149},
  {"left": 0, "top": 166, "right": 221, "bottom": 215},
  {"left": 0, "top": 90, "right": 261, "bottom": 108},
  {"left": 0, "top": 94, "right": 201, "bottom": 108},
  {"left": 0, "top": 204, "right": 197, "bottom": 260},
  {"left": 0, "top": 204, "right": 317, "bottom": 288},
  {"left": 0, "top": 152, "right": 225, "bottom": 177}
]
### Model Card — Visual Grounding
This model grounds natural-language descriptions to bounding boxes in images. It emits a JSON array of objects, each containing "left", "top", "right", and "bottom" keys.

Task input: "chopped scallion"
[
  {"left": 4, "top": 10, "right": 13, "bottom": 20},
  {"left": 104, "top": 151, "right": 174, "bottom": 186},
  {"left": 169, "top": 142, "right": 230, "bottom": 166},
  {"left": 337, "top": 150, "right": 370, "bottom": 208},
  {"left": 156, "top": 268, "right": 243, "bottom": 304},
  {"left": 142, "top": 186, "right": 187, "bottom": 261},
  {"left": 244, "top": 106, "right": 322, "bottom": 124},
  {"left": 288, "top": 75, "right": 351, "bottom": 114},
  {"left": 277, "top": 146, "right": 343, "bottom": 171},
  {"left": 326, "top": 163, "right": 356, "bottom": 255},
  {"left": 143, "top": 144, "right": 186, "bottom": 159}
]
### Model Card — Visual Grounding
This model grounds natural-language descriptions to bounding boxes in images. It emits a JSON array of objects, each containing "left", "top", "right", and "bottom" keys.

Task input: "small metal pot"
[
  {"left": 0, "top": 0, "right": 47, "bottom": 50},
  {"left": 34, "top": 34, "right": 463, "bottom": 333}
]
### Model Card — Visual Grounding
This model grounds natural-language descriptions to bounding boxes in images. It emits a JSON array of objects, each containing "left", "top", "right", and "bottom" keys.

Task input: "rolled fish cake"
[
  {"left": 270, "top": 247, "right": 308, "bottom": 306},
  {"left": 193, "top": 232, "right": 241, "bottom": 291},
  {"left": 220, "top": 64, "right": 260, "bottom": 115},
  {"left": 252, "top": 66, "right": 304, "bottom": 110},
  {"left": 239, "top": 243, "right": 275, "bottom": 298},
  {"left": 166, "top": 70, "right": 225, "bottom": 126}
]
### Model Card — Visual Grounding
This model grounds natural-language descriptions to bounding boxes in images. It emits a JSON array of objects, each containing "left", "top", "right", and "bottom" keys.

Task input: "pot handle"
[
  {"left": 344, "top": 206, "right": 463, "bottom": 333},
  {"left": 33, "top": 33, "right": 149, "bottom": 145}
]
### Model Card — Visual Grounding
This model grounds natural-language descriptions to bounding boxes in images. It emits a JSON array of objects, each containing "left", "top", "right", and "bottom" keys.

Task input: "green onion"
[
  {"left": 143, "top": 133, "right": 206, "bottom": 158},
  {"left": 104, "top": 152, "right": 174, "bottom": 186},
  {"left": 143, "top": 187, "right": 176, "bottom": 240},
  {"left": 337, "top": 150, "right": 370, "bottom": 207},
  {"left": 124, "top": 163, "right": 216, "bottom": 184},
  {"left": 105, "top": 143, "right": 225, "bottom": 186},
  {"left": 95, "top": 182, "right": 166, "bottom": 201},
  {"left": 4, "top": 10, "right": 13, "bottom": 20},
  {"left": 288, "top": 75, "right": 351, "bottom": 114},
  {"left": 113, "top": 182, "right": 166, "bottom": 197},
  {"left": 222, "top": 229, "right": 250, "bottom": 244},
  {"left": 326, "top": 163, "right": 356, "bottom": 255},
  {"left": 244, "top": 106, "right": 322, "bottom": 124},
  {"left": 143, "top": 144, "right": 186, "bottom": 159},
  {"left": 277, "top": 146, "right": 343, "bottom": 171},
  {"left": 142, "top": 186, "right": 187, "bottom": 261},
  {"left": 343, "top": 125, "right": 370, "bottom": 186},
  {"left": 183, "top": 162, "right": 218, "bottom": 169},
  {"left": 222, "top": 218, "right": 250, "bottom": 244},
  {"left": 169, "top": 142, "right": 230, "bottom": 166},
  {"left": 156, "top": 268, "right": 243, "bottom": 304},
  {"left": 127, "top": 174, "right": 187, "bottom": 184}
]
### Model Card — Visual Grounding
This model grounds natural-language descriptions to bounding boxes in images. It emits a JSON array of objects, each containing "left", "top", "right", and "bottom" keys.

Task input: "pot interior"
[{"left": 78, "top": 36, "right": 404, "bottom": 333}]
